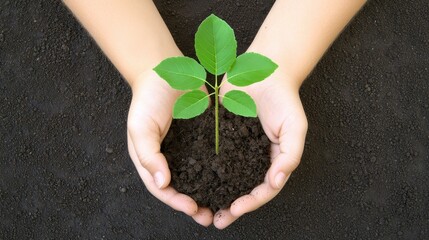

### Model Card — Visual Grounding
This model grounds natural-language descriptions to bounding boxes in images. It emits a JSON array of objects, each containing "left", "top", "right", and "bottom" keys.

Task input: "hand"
[
  {"left": 127, "top": 70, "right": 213, "bottom": 226},
  {"left": 215, "top": 67, "right": 308, "bottom": 229}
]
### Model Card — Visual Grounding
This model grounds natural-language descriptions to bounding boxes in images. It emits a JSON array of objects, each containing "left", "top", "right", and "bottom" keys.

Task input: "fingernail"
[
  {"left": 275, "top": 172, "right": 287, "bottom": 189},
  {"left": 154, "top": 172, "right": 165, "bottom": 189}
]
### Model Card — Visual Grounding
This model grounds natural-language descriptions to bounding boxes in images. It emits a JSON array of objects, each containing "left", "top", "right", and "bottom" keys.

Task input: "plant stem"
[{"left": 215, "top": 74, "right": 219, "bottom": 155}]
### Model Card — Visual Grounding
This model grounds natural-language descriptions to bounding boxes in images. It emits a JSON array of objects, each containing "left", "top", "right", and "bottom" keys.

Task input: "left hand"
[
  {"left": 127, "top": 70, "right": 213, "bottom": 227},
  {"left": 214, "top": 66, "right": 308, "bottom": 229}
]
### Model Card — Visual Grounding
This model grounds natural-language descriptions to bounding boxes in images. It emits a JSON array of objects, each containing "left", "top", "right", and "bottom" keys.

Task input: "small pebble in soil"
[{"left": 105, "top": 147, "right": 113, "bottom": 154}]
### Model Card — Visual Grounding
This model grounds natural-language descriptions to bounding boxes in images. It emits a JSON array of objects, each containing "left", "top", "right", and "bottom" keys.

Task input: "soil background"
[{"left": 1, "top": 0, "right": 428, "bottom": 239}]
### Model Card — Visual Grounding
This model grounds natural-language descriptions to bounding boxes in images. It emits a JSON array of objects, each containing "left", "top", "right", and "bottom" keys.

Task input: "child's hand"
[
  {"left": 215, "top": 67, "right": 308, "bottom": 229},
  {"left": 127, "top": 70, "right": 213, "bottom": 227}
]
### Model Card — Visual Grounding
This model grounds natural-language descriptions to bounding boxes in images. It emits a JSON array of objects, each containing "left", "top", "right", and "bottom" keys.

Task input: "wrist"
[
  {"left": 126, "top": 43, "right": 183, "bottom": 88},
  {"left": 129, "top": 68, "right": 183, "bottom": 101},
  {"left": 246, "top": 43, "right": 304, "bottom": 91}
]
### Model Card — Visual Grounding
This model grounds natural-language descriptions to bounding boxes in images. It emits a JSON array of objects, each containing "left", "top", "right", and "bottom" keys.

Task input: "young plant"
[{"left": 154, "top": 14, "right": 277, "bottom": 154}]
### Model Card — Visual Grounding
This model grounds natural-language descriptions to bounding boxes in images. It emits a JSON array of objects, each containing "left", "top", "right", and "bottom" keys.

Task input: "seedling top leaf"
[
  {"left": 154, "top": 14, "right": 278, "bottom": 154},
  {"left": 195, "top": 14, "right": 237, "bottom": 75}
]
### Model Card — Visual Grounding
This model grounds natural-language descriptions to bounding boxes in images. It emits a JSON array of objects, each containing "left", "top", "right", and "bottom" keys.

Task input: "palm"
[
  {"left": 216, "top": 68, "right": 308, "bottom": 229},
  {"left": 127, "top": 70, "right": 213, "bottom": 226},
  {"left": 128, "top": 71, "right": 177, "bottom": 143}
]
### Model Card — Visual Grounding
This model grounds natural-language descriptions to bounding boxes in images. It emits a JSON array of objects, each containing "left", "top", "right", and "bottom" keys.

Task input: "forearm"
[
  {"left": 248, "top": 0, "right": 366, "bottom": 88},
  {"left": 63, "top": 0, "right": 181, "bottom": 86}
]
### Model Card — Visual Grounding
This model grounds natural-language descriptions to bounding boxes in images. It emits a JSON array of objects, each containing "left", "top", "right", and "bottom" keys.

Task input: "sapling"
[{"left": 154, "top": 14, "right": 277, "bottom": 154}]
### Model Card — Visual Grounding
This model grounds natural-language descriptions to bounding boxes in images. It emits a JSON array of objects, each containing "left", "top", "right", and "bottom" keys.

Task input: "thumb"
[
  {"left": 127, "top": 123, "right": 171, "bottom": 189},
  {"left": 268, "top": 121, "right": 307, "bottom": 189}
]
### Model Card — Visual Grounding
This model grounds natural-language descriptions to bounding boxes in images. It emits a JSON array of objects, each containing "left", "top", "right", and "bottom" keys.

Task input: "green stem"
[{"left": 215, "top": 75, "right": 219, "bottom": 155}]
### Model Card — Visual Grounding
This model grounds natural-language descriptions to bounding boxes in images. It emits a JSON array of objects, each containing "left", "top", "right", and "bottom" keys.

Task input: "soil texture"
[
  {"left": 1, "top": 0, "right": 428, "bottom": 239},
  {"left": 163, "top": 107, "right": 270, "bottom": 212}
]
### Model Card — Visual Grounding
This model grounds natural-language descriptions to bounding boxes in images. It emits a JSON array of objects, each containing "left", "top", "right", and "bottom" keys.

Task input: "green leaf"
[
  {"left": 173, "top": 90, "right": 209, "bottom": 119},
  {"left": 195, "top": 14, "right": 237, "bottom": 75},
  {"left": 153, "top": 56, "right": 206, "bottom": 90},
  {"left": 227, "top": 52, "right": 278, "bottom": 87},
  {"left": 222, "top": 90, "right": 257, "bottom": 117}
]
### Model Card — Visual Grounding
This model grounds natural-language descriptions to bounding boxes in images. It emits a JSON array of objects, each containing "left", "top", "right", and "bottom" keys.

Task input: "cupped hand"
[
  {"left": 127, "top": 70, "right": 213, "bottom": 226},
  {"left": 215, "top": 67, "right": 308, "bottom": 229}
]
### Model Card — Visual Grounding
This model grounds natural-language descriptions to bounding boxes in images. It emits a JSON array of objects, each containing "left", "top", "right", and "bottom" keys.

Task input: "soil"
[
  {"left": 1, "top": 0, "right": 429, "bottom": 239},
  {"left": 163, "top": 107, "right": 270, "bottom": 212}
]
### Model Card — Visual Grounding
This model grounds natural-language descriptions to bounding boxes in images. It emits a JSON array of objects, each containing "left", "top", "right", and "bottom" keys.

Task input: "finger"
[
  {"left": 128, "top": 136, "right": 198, "bottom": 216},
  {"left": 270, "top": 143, "right": 281, "bottom": 160},
  {"left": 229, "top": 178, "right": 288, "bottom": 217},
  {"left": 191, "top": 207, "right": 213, "bottom": 227},
  {"left": 127, "top": 121, "right": 171, "bottom": 189},
  {"left": 268, "top": 120, "right": 307, "bottom": 189},
  {"left": 213, "top": 209, "right": 238, "bottom": 230},
  {"left": 140, "top": 166, "right": 198, "bottom": 216}
]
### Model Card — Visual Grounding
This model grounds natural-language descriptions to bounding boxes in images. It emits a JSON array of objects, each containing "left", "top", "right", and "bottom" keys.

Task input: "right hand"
[
  {"left": 127, "top": 70, "right": 213, "bottom": 226},
  {"left": 214, "top": 67, "right": 308, "bottom": 229}
]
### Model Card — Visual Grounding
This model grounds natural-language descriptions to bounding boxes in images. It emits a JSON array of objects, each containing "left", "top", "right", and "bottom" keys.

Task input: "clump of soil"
[{"left": 162, "top": 106, "right": 270, "bottom": 212}]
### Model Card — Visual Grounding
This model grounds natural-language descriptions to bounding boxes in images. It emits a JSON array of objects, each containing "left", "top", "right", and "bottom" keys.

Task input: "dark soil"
[
  {"left": 163, "top": 107, "right": 270, "bottom": 212},
  {"left": 1, "top": 0, "right": 429, "bottom": 239}
]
